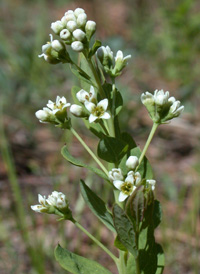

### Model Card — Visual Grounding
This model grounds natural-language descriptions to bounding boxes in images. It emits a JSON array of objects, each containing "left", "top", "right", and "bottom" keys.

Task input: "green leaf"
[
  {"left": 119, "top": 147, "right": 153, "bottom": 179},
  {"left": 61, "top": 146, "right": 108, "bottom": 181},
  {"left": 89, "top": 40, "right": 102, "bottom": 58},
  {"left": 70, "top": 64, "right": 95, "bottom": 87},
  {"left": 126, "top": 255, "right": 136, "bottom": 274},
  {"left": 155, "top": 244, "right": 165, "bottom": 274},
  {"left": 113, "top": 204, "right": 138, "bottom": 257},
  {"left": 115, "top": 90, "right": 123, "bottom": 115},
  {"left": 55, "top": 244, "right": 112, "bottom": 274},
  {"left": 121, "top": 132, "right": 137, "bottom": 150},
  {"left": 80, "top": 180, "right": 116, "bottom": 232},
  {"left": 114, "top": 235, "right": 127, "bottom": 251},
  {"left": 153, "top": 200, "right": 162, "bottom": 229},
  {"left": 97, "top": 136, "right": 129, "bottom": 163}
]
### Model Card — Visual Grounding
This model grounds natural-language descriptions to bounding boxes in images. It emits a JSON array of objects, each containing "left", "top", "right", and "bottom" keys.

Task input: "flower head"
[
  {"left": 97, "top": 46, "right": 131, "bottom": 77},
  {"left": 35, "top": 96, "right": 71, "bottom": 127},
  {"left": 76, "top": 86, "right": 96, "bottom": 104},
  {"left": 109, "top": 168, "right": 123, "bottom": 182},
  {"left": 113, "top": 171, "right": 141, "bottom": 202},
  {"left": 85, "top": 99, "right": 110, "bottom": 123},
  {"left": 47, "top": 191, "right": 68, "bottom": 209},
  {"left": 31, "top": 194, "right": 50, "bottom": 213},
  {"left": 141, "top": 89, "right": 184, "bottom": 124}
]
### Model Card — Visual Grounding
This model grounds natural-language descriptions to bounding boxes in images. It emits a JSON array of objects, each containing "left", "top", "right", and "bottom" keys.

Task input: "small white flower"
[
  {"left": 146, "top": 179, "right": 156, "bottom": 191},
  {"left": 77, "top": 13, "right": 87, "bottom": 27},
  {"left": 169, "top": 100, "right": 184, "bottom": 117},
  {"left": 73, "top": 29, "right": 86, "bottom": 41},
  {"left": 109, "top": 168, "right": 123, "bottom": 182},
  {"left": 60, "top": 29, "right": 71, "bottom": 40},
  {"left": 113, "top": 173, "right": 136, "bottom": 202},
  {"left": 35, "top": 107, "right": 53, "bottom": 123},
  {"left": 71, "top": 41, "right": 84, "bottom": 52},
  {"left": 67, "top": 21, "right": 78, "bottom": 32},
  {"left": 126, "top": 156, "right": 139, "bottom": 170},
  {"left": 127, "top": 171, "right": 141, "bottom": 185},
  {"left": 47, "top": 191, "right": 67, "bottom": 209},
  {"left": 31, "top": 194, "right": 49, "bottom": 213},
  {"left": 51, "top": 20, "right": 64, "bottom": 34},
  {"left": 70, "top": 104, "right": 84, "bottom": 117},
  {"left": 115, "top": 50, "right": 131, "bottom": 63},
  {"left": 85, "top": 99, "right": 111, "bottom": 123},
  {"left": 154, "top": 89, "right": 169, "bottom": 106},
  {"left": 74, "top": 8, "right": 85, "bottom": 17},
  {"left": 47, "top": 96, "right": 70, "bottom": 114},
  {"left": 141, "top": 92, "right": 154, "bottom": 106},
  {"left": 76, "top": 86, "right": 96, "bottom": 103}
]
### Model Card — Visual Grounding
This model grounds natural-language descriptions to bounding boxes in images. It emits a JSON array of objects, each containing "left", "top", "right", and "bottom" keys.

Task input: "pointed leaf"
[
  {"left": 55, "top": 244, "right": 112, "bottom": 274},
  {"left": 113, "top": 204, "right": 138, "bottom": 257},
  {"left": 80, "top": 180, "right": 116, "bottom": 232},
  {"left": 89, "top": 40, "right": 102, "bottom": 58},
  {"left": 61, "top": 146, "right": 108, "bottom": 181}
]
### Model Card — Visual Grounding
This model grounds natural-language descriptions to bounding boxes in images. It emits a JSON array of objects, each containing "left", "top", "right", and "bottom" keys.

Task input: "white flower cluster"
[
  {"left": 70, "top": 86, "right": 110, "bottom": 123},
  {"left": 31, "top": 191, "right": 68, "bottom": 214},
  {"left": 51, "top": 8, "right": 96, "bottom": 52},
  {"left": 141, "top": 89, "right": 184, "bottom": 124},
  {"left": 35, "top": 96, "right": 70, "bottom": 124},
  {"left": 109, "top": 155, "right": 156, "bottom": 202},
  {"left": 97, "top": 46, "right": 131, "bottom": 77},
  {"left": 38, "top": 34, "right": 70, "bottom": 64}
]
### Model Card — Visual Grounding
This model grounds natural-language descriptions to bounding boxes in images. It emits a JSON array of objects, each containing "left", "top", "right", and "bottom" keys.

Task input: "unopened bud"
[
  {"left": 71, "top": 41, "right": 84, "bottom": 52},
  {"left": 77, "top": 13, "right": 87, "bottom": 27},
  {"left": 74, "top": 8, "right": 85, "bottom": 17},
  {"left": 51, "top": 40, "right": 65, "bottom": 52},
  {"left": 51, "top": 20, "right": 64, "bottom": 34},
  {"left": 70, "top": 104, "right": 86, "bottom": 117},
  {"left": 85, "top": 20, "right": 96, "bottom": 39},
  {"left": 126, "top": 156, "right": 139, "bottom": 170},
  {"left": 60, "top": 29, "right": 71, "bottom": 40},
  {"left": 73, "top": 29, "right": 86, "bottom": 41},
  {"left": 67, "top": 21, "right": 77, "bottom": 32}
]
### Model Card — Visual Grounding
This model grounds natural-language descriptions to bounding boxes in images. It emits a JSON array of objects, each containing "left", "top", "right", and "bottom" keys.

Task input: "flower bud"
[
  {"left": 73, "top": 29, "right": 86, "bottom": 41},
  {"left": 154, "top": 89, "right": 169, "bottom": 106},
  {"left": 126, "top": 156, "right": 139, "bottom": 170},
  {"left": 60, "top": 29, "right": 71, "bottom": 40},
  {"left": 74, "top": 8, "right": 85, "bottom": 17},
  {"left": 51, "top": 20, "right": 64, "bottom": 34},
  {"left": 65, "top": 13, "right": 76, "bottom": 22},
  {"left": 146, "top": 179, "right": 156, "bottom": 190},
  {"left": 77, "top": 13, "right": 87, "bottom": 27},
  {"left": 85, "top": 20, "right": 96, "bottom": 39},
  {"left": 71, "top": 41, "right": 84, "bottom": 52},
  {"left": 67, "top": 21, "right": 77, "bottom": 32},
  {"left": 109, "top": 168, "right": 123, "bottom": 182},
  {"left": 70, "top": 104, "right": 87, "bottom": 117},
  {"left": 35, "top": 108, "right": 53, "bottom": 123},
  {"left": 51, "top": 40, "right": 65, "bottom": 52}
]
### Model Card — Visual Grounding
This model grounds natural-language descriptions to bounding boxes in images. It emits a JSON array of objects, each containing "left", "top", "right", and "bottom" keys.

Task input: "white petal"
[
  {"left": 125, "top": 174, "right": 134, "bottom": 184},
  {"left": 119, "top": 192, "right": 128, "bottom": 202},
  {"left": 101, "top": 112, "right": 110, "bottom": 120},
  {"left": 97, "top": 99, "right": 108, "bottom": 111},
  {"left": 113, "top": 180, "right": 124, "bottom": 190},
  {"left": 89, "top": 114, "right": 98, "bottom": 123},
  {"left": 76, "top": 89, "right": 89, "bottom": 103},
  {"left": 85, "top": 101, "right": 96, "bottom": 112}
]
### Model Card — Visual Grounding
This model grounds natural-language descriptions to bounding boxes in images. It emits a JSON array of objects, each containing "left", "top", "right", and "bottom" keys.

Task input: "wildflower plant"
[{"left": 32, "top": 7, "right": 184, "bottom": 274}]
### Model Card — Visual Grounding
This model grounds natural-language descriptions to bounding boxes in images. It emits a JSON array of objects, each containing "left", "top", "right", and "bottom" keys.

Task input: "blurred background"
[{"left": 0, "top": 0, "right": 200, "bottom": 273}]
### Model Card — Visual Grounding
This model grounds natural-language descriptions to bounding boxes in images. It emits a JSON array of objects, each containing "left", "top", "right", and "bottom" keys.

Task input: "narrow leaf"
[
  {"left": 61, "top": 146, "right": 108, "bottom": 181},
  {"left": 80, "top": 180, "right": 116, "bottom": 232},
  {"left": 55, "top": 244, "right": 112, "bottom": 274},
  {"left": 113, "top": 204, "right": 138, "bottom": 257}
]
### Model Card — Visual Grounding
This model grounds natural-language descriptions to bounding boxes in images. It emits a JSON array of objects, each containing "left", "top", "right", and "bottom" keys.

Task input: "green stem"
[
  {"left": 138, "top": 123, "right": 159, "bottom": 166},
  {"left": 71, "top": 127, "right": 109, "bottom": 176},
  {"left": 73, "top": 220, "right": 118, "bottom": 264}
]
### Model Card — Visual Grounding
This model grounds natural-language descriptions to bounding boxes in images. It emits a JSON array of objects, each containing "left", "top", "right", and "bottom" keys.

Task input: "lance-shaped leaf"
[
  {"left": 61, "top": 146, "right": 108, "bottom": 181},
  {"left": 113, "top": 204, "right": 138, "bottom": 258},
  {"left": 55, "top": 244, "right": 112, "bottom": 274},
  {"left": 89, "top": 40, "right": 102, "bottom": 58},
  {"left": 80, "top": 180, "right": 116, "bottom": 232},
  {"left": 97, "top": 136, "right": 129, "bottom": 163}
]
